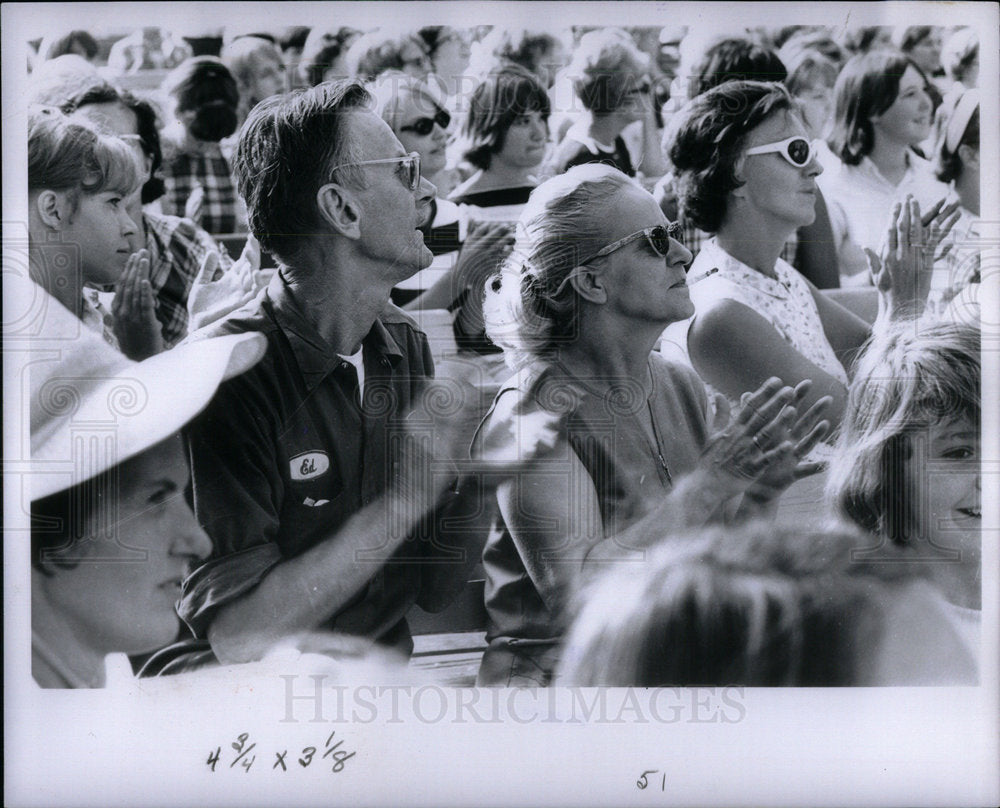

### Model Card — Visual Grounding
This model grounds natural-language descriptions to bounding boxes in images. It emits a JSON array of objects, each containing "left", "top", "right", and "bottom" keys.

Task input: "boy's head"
[{"left": 28, "top": 106, "right": 141, "bottom": 286}]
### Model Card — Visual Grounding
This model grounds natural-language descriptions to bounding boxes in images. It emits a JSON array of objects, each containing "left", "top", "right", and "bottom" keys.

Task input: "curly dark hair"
[{"left": 666, "top": 80, "right": 794, "bottom": 233}]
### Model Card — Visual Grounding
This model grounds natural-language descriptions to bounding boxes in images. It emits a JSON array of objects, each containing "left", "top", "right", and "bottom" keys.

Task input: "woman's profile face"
[
  {"left": 908, "top": 30, "right": 943, "bottom": 76},
  {"left": 431, "top": 28, "right": 471, "bottom": 81},
  {"left": 794, "top": 82, "right": 834, "bottom": 140},
  {"left": 42, "top": 436, "right": 212, "bottom": 656},
  {"left": 735, "top": 109, "right": 822, "bottom": 230},
  {"left": 393, "top": 91, "right": 448, "bottom": 176},
  {"left": 905, "top": 416, "right": 981, "bottom": 608},
  {"left": 870, "top": 65, "right": 932, "bottom": 148},
  {"left": 596, "top": 183, "right": 694, "bottom": 327},
  {"left": 493, "top": 110, "right": 549, "bottom": 170}
]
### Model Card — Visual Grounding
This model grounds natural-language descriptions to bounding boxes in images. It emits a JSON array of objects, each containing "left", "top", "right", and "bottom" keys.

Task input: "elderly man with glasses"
[{"left": 170, "top": 81, "right": 526, "bottom": 669}]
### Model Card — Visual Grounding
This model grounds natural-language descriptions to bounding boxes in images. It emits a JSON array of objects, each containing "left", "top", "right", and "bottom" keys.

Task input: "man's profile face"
[{"left": 340, "top": 110, "right": 435, "bottom": 281}]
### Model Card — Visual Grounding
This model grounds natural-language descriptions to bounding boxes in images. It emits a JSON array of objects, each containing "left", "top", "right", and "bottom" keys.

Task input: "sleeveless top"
[
  {"left": 477, "top": 354, "right": 710, "bottom": 651},
  {"left": 660, "top": 239, "right": 847, "bottom": 460}
]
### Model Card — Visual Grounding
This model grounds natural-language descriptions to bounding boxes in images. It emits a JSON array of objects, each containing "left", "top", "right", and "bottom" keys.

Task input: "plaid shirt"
[
  {"left": 161, "top": 142, "right": 239, "bottom": 235},
  {"left": 144, "top": 211, "right": 233, "bottom": 347}
]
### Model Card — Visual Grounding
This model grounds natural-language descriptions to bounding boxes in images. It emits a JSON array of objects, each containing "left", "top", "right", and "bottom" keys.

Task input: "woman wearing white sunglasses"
[
  {"left": 475, "top": 163, "right": 831, "bottom": 686},
  {"left": 662, "top": 80, "right": 956, "bottom": 440}
]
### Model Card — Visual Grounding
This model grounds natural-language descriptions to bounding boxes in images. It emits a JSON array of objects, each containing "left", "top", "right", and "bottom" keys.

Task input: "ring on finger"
[{"left": 752, "top": 435, "right": 765, "bottom": 452}]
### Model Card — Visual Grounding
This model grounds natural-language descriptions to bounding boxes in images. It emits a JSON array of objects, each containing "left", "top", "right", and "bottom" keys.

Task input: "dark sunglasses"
[
  {"left": 582, "top": 223, "right": 682, "bottom": 264},
  {"left": 745, "top": 136, "right": 816, "bottom": 167},
  {"left": 399, "top": 107, "right": 451, "bottom": 136}
]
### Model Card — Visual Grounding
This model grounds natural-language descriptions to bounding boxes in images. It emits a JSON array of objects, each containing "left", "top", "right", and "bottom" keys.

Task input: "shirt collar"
[
  {"left": 691, "top": 239, "right": 792, "bottom": 299},
  {"left": 265, "top": 269, "right": 405, "bottom": 392}
]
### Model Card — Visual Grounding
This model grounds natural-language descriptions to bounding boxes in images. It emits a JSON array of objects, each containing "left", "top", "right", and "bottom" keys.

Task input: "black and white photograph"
[{"left": 4, "top": 1, "right": 998, "bottom": 805}]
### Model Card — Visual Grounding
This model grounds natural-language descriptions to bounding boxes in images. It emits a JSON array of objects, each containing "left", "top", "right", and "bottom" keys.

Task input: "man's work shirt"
[{"left": 179, "top": 269, "right": 436, "bottom": 653}]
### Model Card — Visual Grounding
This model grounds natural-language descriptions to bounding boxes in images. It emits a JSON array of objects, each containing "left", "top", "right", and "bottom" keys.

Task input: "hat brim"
[{"left": 31, "top": 331, "right": 267, "bottom": 501}]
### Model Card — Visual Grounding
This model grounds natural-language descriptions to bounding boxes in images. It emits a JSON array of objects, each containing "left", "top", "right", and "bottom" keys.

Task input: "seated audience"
[
  {"left": 548, "top": 28, "right": 665, "bottom": 179},
  {"left": 471, "top": 27, "right": 569, "bottom": 89},
  {"left": 661, "top": 81, "right": 957, "bottom": 438},
  {"left": 28, "top": 107, "right": 165, "bottom": 359},
  {"left": 159, "top": 57, "right": 242, "bottom": 234},
  {"left": 30, "top": 284, "right": 266, "bottom": 687},
  {"left": 819, "top": 50, "right": 945, "bottom": 280},
  {"left": 221, "top": 35, "right": 287, "bottom": 124},
  {"left": 827, "top": 319, "right": 981, "bottom": 643},
  {"left": 345, "top": 28, "right": 432, "bottom": 83},
  {"left": 298, "top": 26, "right": 361, "bottom": 86},
  {"left": 108, "top": 26, "right": 193, "bottom": 74},
  {"left": 27, "top": 54, "right": 101, "bottom": 106},
  {"left": 476, "top": 163, "right": 830, "bottom": 685},
  {"left": 66, "top": 82, "right": 236, "bottom": 347},
  {"left": 37, "top": 30, "right": 100, "bottom": 63},
  {"left": 418, "top": 26, "right": 473, "bottom": 103},
  {"left": 558, "top": 523, "right": 977, "bottom": 685}
]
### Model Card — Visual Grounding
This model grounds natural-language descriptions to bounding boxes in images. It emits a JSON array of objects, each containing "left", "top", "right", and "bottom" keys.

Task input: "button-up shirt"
[
  {"left": 144, "top": 211, "right": 233, "bottom": 348},
  {"left": 179, "top": 269, "right": 437, "bottom": 650}
]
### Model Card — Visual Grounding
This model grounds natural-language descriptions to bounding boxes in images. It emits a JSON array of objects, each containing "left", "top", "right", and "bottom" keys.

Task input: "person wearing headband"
[
  {"left": 928, "top": 88, "right": 981, "bottom": 316},
  {"left": 662, "top": 80, "right": 957, "bottom": 441},
  {"left": 475, "top": 163, "right": 831, "bottom": 685},
  {"left": 27, "top": 281, "right": 267, "bottom": 687}
]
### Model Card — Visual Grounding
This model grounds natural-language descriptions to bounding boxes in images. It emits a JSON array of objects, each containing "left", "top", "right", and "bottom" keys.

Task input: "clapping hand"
[
  {"left": 187, "top": 235, "right": 270, "bottom": 332},
  {"left": 865, "top": 196, "right": 960, "bottom": 319},
  {"left": 184, "top": 184, "right": 205, "bottom": 226},
  {"left": 699, "top": 377, "right": 799, "bottom": 499},
  {"left": 738, "top": 379, "right": 832, "bottom": 509},
  {"left": 112, "top": 249, "right": 165, "bottom": 360}
]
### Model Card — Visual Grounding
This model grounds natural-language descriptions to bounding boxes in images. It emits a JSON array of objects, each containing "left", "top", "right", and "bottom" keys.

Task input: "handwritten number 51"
[{"left": 637, "top": 770, "right": 666, "bottom": 791}]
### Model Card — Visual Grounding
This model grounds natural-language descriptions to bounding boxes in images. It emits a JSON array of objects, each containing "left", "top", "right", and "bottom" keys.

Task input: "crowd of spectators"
[{"left": 22, "top": 19, "right": 985, "bottom": 689}]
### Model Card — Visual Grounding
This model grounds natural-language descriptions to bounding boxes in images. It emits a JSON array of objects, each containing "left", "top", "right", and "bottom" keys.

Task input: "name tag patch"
[{"left": 290, "top": 451, "right": 329, "bottom": 481}]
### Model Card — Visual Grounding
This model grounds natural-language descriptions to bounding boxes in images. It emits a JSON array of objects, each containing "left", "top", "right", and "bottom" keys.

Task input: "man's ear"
[
  {"left": 316, "top": 182, "right": 362, "bottom": 239},
  {"left": 569, "top": 265, "right": 608, "bottom": 304},
  {"left": 34, "top": 190, "right": 70, "bottom": 230}
]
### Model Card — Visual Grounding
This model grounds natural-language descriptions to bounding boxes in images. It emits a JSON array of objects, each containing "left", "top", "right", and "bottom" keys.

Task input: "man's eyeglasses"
[
  {"left": 399, "top": 107, "right": 451, "bottom": 136},
  {"left": 745, "top": 136, "right": 817, "bottom": 168},
  {"left": 329, "top": 152, "right": 422, "bottom": 191},
  {"left": 581, "top": 223, "right": 682, "bottom": 265}
]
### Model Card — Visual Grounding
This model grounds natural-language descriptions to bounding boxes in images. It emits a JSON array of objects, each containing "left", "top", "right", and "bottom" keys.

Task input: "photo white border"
[{"left": 4, "top": 3, "right": 998, "bottom": 806}]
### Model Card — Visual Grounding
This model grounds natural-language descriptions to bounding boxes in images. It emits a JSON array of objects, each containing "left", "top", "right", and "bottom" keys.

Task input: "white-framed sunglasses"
[
  {"left": 329, "top": 152, "right": 422, "bottom": 191},
  {"left": 745, "top": 136, "right": 817, "bottom": 168}
]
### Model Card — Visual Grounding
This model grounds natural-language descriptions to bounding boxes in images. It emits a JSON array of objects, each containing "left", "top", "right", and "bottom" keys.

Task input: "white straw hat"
[{"left": 27, "top": 283, "right": 267, "bottom": 501}]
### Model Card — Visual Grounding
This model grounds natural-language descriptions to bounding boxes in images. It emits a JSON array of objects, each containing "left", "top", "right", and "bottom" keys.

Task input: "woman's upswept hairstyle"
[
  {"left": 827, "top": 50, "right": 914, "bottom": 165},
  {"left": 558, "top": 522, "right": 917, "bottom": 686},
  {"left": 567, "top": 27, "right": 650, "bottom": 114},
  {"left": 161, "top": 56, "right": 240, "bottom": 142},
  {"left": 667, "top": 80, "right": 793, "bottom": 233},
  {"left": 233, "top": 80, "right": 371, "bottom": 265},
  {"left": 781, "top": 47, "right": 839, "bottom": 96},
  {"left": 460, "top": 66, "right": 550, "bottom": 171},
  {"left": 28, "top": 106, "right": 141, "bottom": 205},
  {"left": 826, "top": 319, "right": 980, "bottom": 544},
  {"left": 63, "top": 82, "right": 167, "bottom": 204},
  {"left": 483, "top": 163, "right": 637, "bottom": 368},
  {"left": 345, "top": 28, "right": 429, "bottom": 83}
]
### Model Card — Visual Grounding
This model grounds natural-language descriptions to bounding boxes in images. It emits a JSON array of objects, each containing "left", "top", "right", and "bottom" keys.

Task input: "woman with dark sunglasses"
[
  {"left": 662, "top": 80, "right": 956, "bottom": 444},
  {"left": 473, "top": 163, "right": 830, "bottom": 686}
]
